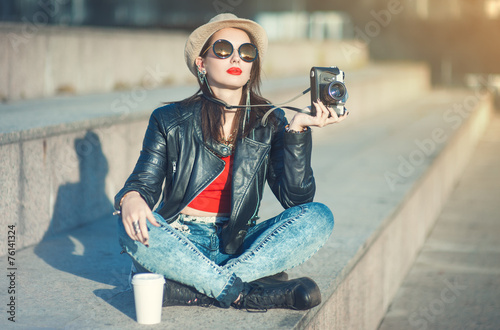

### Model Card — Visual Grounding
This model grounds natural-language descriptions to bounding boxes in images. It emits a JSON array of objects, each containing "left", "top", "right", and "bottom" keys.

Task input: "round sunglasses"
[{"left": 202, "top": 39, "right": 258, "bottom": 63}]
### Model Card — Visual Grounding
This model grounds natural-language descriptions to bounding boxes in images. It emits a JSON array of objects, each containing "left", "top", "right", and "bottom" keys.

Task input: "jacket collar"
[{"left": 191, "top": 100, "right": 235, "bottom": 158}]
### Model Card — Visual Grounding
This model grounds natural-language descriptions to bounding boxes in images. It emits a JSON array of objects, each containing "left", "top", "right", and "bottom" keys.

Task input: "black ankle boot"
[
  {"left": 234, "top": 277, "right": 321, "bottom": 311},
  {"left": 163, "top": 279, "right": 215, "bottom": 307}
]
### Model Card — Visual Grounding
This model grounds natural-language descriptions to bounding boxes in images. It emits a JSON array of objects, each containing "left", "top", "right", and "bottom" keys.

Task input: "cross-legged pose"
[{"left": 116, "top": 13, "right": 347, "bottom": 311}]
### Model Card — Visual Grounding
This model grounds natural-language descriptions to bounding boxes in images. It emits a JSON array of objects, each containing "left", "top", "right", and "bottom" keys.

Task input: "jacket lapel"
[
  {"left": 231, "top": 137, "right": 270, "bottom": 216},
  {"left": 182, "top": 110, "right": 226, "bottom": 205}
]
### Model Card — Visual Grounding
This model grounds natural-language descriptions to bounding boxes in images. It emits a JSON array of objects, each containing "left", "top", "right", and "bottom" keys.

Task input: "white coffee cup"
[{"left": 132, "top": 273, "right": 166, "bottom": 324}]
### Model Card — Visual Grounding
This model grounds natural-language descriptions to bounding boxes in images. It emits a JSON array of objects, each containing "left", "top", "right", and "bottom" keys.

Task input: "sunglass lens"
[
  {"left": 213, "top": 40, "right": 233, "bottom": 58},
  {"left": 239, "top": 43, "right": 257, "bottom": 62}
]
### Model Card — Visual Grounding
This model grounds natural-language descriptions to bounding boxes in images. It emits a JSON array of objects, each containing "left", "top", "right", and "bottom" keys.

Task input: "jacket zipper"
[
  {"left": 165, "top": 157, "right": 224, "bottom": 223},
  {"left": 172, "top": 161, "right": 177, "bottom": 182},
  {"left": 181, "top": 158, "right": 225, "bottom": 210}
]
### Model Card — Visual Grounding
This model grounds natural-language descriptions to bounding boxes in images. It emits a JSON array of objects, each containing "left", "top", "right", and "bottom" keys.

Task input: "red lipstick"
[{"left": 227, "top": 67, "right": 242, "bottom": 75}]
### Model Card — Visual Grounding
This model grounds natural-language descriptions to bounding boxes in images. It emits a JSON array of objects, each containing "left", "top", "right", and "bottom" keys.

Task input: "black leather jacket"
[{"left": 115, "top": 100, "right": 315, "bottom": 254}]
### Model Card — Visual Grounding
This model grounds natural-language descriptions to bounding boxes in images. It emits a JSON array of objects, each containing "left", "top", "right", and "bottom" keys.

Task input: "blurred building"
[
  {"left": 304, "top": 0, "right": 500, "bottom": 86},
  {"left": 0, "top": 0, "right": 218, "bottom": 30}
]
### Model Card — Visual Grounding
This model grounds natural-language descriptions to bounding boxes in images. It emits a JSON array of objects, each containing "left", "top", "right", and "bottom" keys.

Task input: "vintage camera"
[{"left": 310, "top": 66, "right": 348, "bottom": 117}]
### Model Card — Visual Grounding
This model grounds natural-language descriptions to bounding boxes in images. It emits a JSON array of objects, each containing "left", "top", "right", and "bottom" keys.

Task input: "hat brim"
[{"left": 184, "top": 15, "right": 268, "bottom": 76}]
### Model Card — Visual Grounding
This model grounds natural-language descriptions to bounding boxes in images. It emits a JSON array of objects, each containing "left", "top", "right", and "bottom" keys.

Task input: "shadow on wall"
[
  {"left": 49, "top": 131, "right": 113, "bottom": 234},
  {"left": 34, "top": 131, "right": 132, "bottom": 304}
]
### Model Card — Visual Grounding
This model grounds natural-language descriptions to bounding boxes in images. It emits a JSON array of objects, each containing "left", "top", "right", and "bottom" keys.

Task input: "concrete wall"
[
  {"left": 0, "top": 120, "right": 147, "bottom": 255},
  {"left": 0, "top": 24, "right": 189, "bottom": 101},
  {"left": 0, "top": 23, "right": 368, "bottom": 102}
]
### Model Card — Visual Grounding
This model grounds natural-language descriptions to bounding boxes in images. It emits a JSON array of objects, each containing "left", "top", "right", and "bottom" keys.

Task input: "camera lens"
[{"left": 327, "top": 82, "right": 347, "bottom": 101}]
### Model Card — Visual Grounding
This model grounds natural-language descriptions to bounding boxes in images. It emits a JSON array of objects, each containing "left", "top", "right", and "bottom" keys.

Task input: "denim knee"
[
  {"left": 306, "top": 202, "right": 334, "bottom": 235},
  {"left": 116, "top": 212, "right": 168, "bottom": 255}
]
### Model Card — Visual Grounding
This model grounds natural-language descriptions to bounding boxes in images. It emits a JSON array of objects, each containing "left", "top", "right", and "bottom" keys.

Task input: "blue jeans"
[{"left": 118, "top": 202, "right": 334, "bottom": 307}]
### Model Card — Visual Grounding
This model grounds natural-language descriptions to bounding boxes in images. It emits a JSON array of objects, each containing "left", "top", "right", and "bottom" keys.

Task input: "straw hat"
[{"left": 184, "top": 13, "right": 268, "bottom": 76}]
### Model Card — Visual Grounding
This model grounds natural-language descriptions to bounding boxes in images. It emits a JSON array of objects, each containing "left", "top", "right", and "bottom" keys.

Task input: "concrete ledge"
[
  {"left": 0, "top": 86, "right": 493, "bottom": 328},
  {"left": 0, "top": 62, "right": 429, "bottom": 255},
  {"left": 0, "top": 23, "right": 368, "bottom": 102},
  {"left": 305, "top": 90, "right": 493, "bottom": 329},
  {"left": 0, "top": 24, "right": 190, "bottom": 101}
]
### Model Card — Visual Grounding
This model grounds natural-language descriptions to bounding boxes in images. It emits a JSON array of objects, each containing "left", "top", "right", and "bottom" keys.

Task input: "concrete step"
[
  {"left": 0, "top": 84, "right": 492, "bottom": 329},
  {"left": 378, "top": 112, "right": 500, "bottom": 330},
  {"left": 0, "top": 61, "right": 430, "bottom": 254},
  {"left": 0, "top": 22, "right": 369, "bottom": 102},
  {"left": 301, "top": 89, "right": 492, "bottom": 329}
]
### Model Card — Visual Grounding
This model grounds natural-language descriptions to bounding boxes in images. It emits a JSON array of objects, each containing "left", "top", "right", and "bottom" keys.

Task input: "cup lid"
[{"left": 131, "top": 273, "right": 165, "bottom": 285}]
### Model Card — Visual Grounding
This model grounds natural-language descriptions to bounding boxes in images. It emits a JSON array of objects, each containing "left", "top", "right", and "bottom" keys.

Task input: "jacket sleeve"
[
  {"left": 114, "top": 109, "right": 168, "bottom": 211},
  {"left": 266, "top": 112, "right": 316, "bottom": 209}
]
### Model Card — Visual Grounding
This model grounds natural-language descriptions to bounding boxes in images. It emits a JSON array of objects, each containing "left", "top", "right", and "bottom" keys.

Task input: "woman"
[{"left": 116, "top": 13, "right": 347, "bottom": 311}]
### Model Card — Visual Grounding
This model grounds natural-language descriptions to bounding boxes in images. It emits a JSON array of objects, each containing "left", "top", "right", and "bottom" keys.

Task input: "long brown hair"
[{"left": 180, "top": 29, "right": 276, "bottom": 143}]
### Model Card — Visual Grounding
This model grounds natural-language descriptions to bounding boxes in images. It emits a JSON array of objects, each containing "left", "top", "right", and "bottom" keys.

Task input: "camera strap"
[{"left": 202, "top": 87, "right": 311, "bottom": 126}]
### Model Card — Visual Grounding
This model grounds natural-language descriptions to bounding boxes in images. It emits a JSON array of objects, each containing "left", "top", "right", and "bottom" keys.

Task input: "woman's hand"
[
  {"left": 120, "top": 191, "right": 160, "bottom": 247},
  {"left": 289, "top": 99, "right": 348, "bottom": 131}
]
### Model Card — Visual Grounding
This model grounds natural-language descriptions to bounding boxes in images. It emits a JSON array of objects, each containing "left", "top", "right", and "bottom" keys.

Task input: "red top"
[{"left": 187, "top": 154, "right": 234, "bottom": 213}]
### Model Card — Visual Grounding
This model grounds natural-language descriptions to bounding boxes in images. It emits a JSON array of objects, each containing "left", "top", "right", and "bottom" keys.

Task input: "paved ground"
[
  {"left": 0, "top": 81, "right": 493, "bottom": 329},
  {"left": 378, "top": 112, "right": 500, "bottom": 330}
]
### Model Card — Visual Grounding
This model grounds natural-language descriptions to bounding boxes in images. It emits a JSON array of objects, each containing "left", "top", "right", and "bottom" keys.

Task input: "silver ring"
[{"left": 133, "top": 221, "right": 141, "bottom": 234}]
